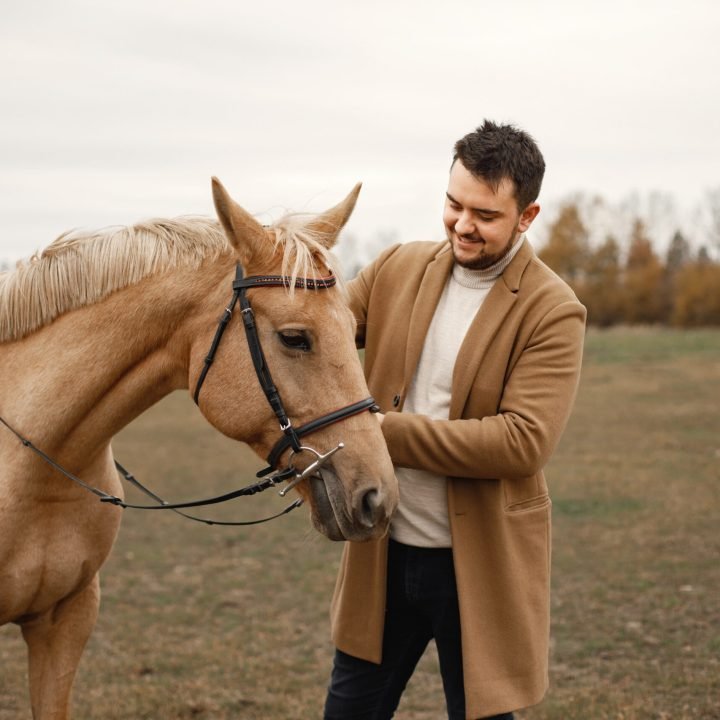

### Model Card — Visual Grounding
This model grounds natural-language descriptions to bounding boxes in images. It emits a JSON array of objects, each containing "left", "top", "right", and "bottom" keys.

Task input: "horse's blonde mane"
[{"left": 0, "top": 213, "right": 340, "bottom": 343}]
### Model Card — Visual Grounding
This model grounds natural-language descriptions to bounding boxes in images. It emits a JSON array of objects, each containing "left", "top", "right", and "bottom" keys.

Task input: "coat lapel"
[
  {"left": 402, "top": 244, "right": 454, "bottom": 391},
  {"left": 449, "top": 239, "right": 535, "bottom": 419}
]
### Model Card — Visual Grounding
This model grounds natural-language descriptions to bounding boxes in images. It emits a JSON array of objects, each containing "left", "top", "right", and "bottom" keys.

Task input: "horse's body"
[{"left": 0, "top": 180, "right": 398, "bottom": 719}]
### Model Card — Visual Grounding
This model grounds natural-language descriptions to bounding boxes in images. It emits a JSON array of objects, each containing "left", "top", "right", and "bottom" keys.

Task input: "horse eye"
[{"left": 278, "top": 330, "right": 312, "bottom": 352}]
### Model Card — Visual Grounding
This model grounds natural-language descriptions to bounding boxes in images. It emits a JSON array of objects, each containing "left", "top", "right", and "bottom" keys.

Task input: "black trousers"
[{"left": 324, "top": 539, "right": 515, "bottom": 720}]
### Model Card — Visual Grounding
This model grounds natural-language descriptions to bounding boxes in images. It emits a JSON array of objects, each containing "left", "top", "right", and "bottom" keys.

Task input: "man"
[{"left": 324, "top": 120, "right": 586, "bottom": 720}]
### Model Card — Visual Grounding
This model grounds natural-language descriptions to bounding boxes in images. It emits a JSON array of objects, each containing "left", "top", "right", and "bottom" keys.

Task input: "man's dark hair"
[{"left": 453, "top": 120, "right": 546, "bottom": 211}]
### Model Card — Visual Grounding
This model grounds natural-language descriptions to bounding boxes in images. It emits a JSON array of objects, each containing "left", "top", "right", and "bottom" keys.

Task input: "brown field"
[{"left": 1, "top": 327, "right": 719, "bottom": 719}]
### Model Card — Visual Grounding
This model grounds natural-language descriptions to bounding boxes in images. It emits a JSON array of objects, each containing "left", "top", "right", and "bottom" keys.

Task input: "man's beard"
[{"left": 450, "top": 224, "right": 520, "bottom": 270}]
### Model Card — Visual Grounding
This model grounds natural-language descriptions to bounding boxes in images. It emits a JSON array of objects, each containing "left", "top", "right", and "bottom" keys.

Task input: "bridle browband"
[{"left": 0, "top": 263, "right": 379, "bottom": 526}]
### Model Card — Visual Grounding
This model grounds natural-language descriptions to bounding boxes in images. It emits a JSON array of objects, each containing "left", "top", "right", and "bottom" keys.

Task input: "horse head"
[{"left": 189, "top": 179, "right": 398, "bottom": 541}]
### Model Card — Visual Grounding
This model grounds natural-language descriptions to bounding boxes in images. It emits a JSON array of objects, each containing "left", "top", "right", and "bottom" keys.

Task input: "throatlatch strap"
[{"left": 193, "top": 291, "right": 240, "bottom": 405}]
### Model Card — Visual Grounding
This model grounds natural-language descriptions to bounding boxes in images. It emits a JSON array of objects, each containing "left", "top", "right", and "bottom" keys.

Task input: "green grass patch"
[
  {"left": 583, "top": 325, "right": 720, "bottom": 365},
  {"left": 554, "top": 496, "right": 643, "bottom": 520}
]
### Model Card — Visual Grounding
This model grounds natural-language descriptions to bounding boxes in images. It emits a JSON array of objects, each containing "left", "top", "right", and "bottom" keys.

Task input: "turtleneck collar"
[{"left": 451, "top": 235, "right": 526, "bottom": 289}]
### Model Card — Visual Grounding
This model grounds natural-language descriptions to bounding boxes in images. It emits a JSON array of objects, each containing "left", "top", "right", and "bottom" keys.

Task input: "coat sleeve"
[{"left": 380, "top": 299, "right": 586, "bottom": 480}]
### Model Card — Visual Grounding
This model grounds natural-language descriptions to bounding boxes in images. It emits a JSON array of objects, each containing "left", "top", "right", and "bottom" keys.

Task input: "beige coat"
[{"left": 330, "top": 238, "right": 586, "bottom": 719}]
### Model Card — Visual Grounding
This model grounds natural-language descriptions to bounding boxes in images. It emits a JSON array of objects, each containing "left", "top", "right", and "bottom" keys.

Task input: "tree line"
[{"left": 538, "top": 197, "right": 720, "bottom": 327}]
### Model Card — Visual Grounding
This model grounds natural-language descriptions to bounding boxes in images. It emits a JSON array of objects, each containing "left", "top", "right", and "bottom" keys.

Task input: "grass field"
[{"left": 1, "top": 327, "right": 719, "bottom": 719}]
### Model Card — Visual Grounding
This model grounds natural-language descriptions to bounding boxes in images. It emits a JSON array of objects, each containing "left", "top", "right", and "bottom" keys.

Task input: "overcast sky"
[{"left": 1, "top": 0, "right": 719, "bottom": 265}]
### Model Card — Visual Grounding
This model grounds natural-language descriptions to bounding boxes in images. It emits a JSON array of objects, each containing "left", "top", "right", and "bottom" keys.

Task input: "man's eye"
[{"left": 278, "top": 331, "right": 312, "bottom": 352}]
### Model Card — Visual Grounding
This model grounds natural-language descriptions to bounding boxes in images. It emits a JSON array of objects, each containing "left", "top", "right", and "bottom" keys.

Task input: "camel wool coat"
[{"left": 330, "top": 238, "right": 586, "bottom": 719}]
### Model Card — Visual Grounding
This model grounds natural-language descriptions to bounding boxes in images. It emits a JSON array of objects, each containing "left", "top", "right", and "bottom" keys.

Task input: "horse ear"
[
  {"left": 211, "top": 177, "right": 271, "bottom": 265},
  {"left": 304, "top": 182, "right": 362, "bottom": 249}
]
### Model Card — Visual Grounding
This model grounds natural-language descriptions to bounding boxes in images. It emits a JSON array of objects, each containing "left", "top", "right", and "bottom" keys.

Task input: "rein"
[
  {"left": 1, "top": 264, "right": 379, "bottom": 526},
  {"left": 0, "top": 414, "right": 300, "bottom": 526}
]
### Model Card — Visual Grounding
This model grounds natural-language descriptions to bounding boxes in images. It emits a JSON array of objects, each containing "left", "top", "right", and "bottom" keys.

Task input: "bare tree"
[{"left": 706, "top": 186, "right": 720, "bottom": 255}]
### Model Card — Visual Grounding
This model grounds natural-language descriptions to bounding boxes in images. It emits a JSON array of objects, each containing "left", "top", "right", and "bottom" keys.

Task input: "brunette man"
[{"left": 324, "top": 120, "right": 586, "bottom": 720}]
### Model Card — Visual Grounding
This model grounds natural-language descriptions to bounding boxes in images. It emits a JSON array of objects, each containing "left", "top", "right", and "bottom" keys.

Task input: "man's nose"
[{"left": 454, "top": 211, "right": 474, "bottom": 235}]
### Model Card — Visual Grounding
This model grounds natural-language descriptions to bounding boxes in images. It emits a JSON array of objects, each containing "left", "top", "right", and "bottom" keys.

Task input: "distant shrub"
[{"left": 672, "top": 263, "right": 720, "bottom": 326}]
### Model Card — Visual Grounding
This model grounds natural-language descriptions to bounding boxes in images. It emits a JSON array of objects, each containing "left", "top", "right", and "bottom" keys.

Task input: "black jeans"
[{"left": 324, "top": 539, "right": 515, "bottom": 720}]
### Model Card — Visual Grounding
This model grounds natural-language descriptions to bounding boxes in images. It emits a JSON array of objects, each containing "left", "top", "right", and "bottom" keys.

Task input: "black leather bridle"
[
  {"left": 193, "top": 264, "right": 379, "bottom": 480},
  {"left": 0, "top": 263, "right": 379, "bottom": 527}
]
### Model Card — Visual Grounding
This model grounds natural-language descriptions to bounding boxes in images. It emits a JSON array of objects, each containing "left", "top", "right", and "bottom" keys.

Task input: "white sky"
[{"left": 1, "top": 0, "right": 719, "bottom": 264}]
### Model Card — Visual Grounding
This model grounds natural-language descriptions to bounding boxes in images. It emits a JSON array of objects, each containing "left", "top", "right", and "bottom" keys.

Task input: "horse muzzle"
[{"left": 304, "top": 467, "right": 395, "bottom": 542}]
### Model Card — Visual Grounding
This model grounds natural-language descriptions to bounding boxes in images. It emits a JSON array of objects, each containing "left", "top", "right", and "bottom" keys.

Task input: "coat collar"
[
  {"left": 402, "top": 238, "right": 536, "bottom": 419},
  {"left": 450, "top": 238, "right": 535, "bottom": 418},
  {"left": 402, "top": 243, "right": 455, "bottom": 386},
  {"left": 499, "top": 234, "right": 534, "bottom": 293}
]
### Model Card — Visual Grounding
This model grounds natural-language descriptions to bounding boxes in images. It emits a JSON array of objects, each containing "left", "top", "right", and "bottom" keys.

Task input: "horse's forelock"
[{"left": 271, "top": 213, "right": 346, "bottom": 298}]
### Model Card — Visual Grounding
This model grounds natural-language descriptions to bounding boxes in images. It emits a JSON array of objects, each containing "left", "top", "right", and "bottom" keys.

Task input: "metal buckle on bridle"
[{"left": 278, "top": 442, "right": 345, "bottom": 497}]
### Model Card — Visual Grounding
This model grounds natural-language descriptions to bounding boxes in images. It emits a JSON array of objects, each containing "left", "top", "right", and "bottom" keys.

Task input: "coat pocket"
[{"left": 504, "top": 494, "right": 551, "bottom": 514}]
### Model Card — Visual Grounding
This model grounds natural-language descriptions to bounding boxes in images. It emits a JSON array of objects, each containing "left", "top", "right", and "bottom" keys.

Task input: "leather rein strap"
[{"left": 0, "top": 413, "right": 301, "bottom": 526}]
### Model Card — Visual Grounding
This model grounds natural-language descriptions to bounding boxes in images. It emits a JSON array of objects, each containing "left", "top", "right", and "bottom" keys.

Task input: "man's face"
[{"left": 443, "top": 160, "right": 540, "bottom": 270}]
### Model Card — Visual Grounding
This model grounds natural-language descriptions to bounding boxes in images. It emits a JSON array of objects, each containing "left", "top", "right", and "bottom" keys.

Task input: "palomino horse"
[{"left": 0, "top": 179, "right": 398, "bottom": 719}]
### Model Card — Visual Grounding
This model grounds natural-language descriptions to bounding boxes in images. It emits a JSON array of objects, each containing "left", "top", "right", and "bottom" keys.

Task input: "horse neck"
[{"left": 0, "top": 263, "right": 227, "bottom": 465}]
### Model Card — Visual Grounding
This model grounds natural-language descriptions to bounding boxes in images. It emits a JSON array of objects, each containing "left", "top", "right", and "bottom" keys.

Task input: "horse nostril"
[{"left": 359, "top": 488, "right": 383, "bottom": 528}]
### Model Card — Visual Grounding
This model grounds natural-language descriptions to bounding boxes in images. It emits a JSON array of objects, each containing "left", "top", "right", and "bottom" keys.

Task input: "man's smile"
[{"left": 455, "top": 233, "right": 485, "bottom": 246}]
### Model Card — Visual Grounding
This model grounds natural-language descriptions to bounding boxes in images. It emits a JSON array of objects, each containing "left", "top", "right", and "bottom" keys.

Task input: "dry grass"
[{"left": 1, "top": 327, "right": 719, "bottom": 719}]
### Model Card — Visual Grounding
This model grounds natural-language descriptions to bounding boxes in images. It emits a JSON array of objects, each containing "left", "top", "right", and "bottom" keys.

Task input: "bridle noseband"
[{"left": 193, "top": 263, "right": 379, "bottom": 480}]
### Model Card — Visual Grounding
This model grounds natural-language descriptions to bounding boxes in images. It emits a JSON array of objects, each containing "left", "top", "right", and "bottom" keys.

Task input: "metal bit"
[{"left": 278, "top": 442, "right": 345, "bottom": 497}]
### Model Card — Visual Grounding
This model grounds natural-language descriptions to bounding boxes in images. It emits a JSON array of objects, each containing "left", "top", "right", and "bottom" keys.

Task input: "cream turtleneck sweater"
[{"left": 390, "top": 235, "right": 526, "bottom": 548}]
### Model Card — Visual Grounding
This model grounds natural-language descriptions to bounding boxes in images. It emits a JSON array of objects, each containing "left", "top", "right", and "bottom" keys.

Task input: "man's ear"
[{"left": 518, "top": 202, "right": 540, "bottom": 233}]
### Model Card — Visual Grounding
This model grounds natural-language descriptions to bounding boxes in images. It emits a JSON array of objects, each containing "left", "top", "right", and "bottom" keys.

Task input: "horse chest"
[{"left": 0, "top": 496, "right": 118, "bottom": 623}]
